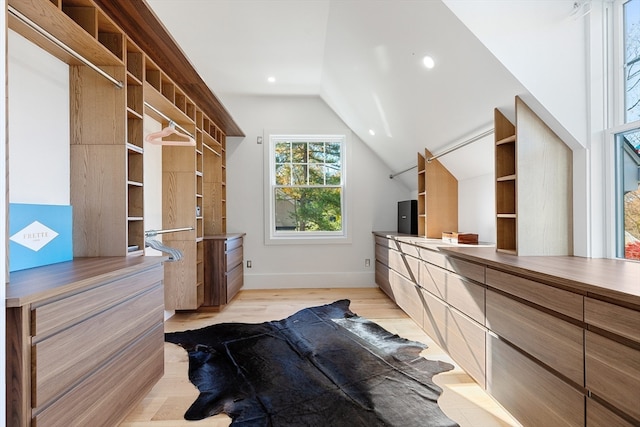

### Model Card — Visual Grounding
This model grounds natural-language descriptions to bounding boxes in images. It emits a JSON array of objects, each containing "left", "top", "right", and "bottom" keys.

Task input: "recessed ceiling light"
[
  {"left": 267, "top": 76, "right": 276, "bottom": 83},
  {"left": 369, "top": 129, "right": 376, "bottom": 136},
  {"left": 422, "top": 55, "right": 435, "bottom": 69}
]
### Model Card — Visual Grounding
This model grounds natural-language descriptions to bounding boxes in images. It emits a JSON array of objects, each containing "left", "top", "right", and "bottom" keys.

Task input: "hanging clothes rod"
[
  {"left": 144, "top": 102, "right": 195, "bottom": 139},
  {"left": 8, "top": 5, "right": 124, "bottom": 89},
  {"left": 145, "top": 227, "right": 194, "bottom": 237},
  {"left": 389, "top": 128, "right": 495, "bottom": 179},
  {"left": 427, "top": 128, "right": 495, "bottom": 163}
]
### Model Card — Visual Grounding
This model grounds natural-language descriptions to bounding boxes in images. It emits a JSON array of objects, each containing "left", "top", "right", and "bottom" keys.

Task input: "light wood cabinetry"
[
  {"left": 494, "top": 97, "right": 573, "bottom": 255},
  {"left": 416, "top": 149, "right": 458, "bottom": 238},
  {"left": 6, "top": 257, "right": 165, "bottom": 427},
  {"left": 203, "top": 233, "right": 245, "bottom": 307},
  {"left": 374, "top": 234, "right": 640, "bottom": 427}
]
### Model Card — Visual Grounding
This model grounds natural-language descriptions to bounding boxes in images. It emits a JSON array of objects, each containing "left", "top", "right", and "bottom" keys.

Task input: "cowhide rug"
[{"left": 165, "top": 299, "right": 459, "bottom": 426}]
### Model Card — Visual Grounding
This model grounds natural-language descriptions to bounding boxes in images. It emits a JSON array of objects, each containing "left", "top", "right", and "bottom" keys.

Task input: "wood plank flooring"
[{"left": 119, "top": 288, "right": 521, "bottom": 427}]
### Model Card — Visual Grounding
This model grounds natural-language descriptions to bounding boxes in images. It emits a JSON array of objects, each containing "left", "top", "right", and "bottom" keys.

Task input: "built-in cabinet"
[
  {"left": 416, "top": 149, "right": 458, "bottom": 238},
  {"left": 494, "top": 96, "right": 572, "bottom": 255},
  {"left": 203, "top": 233, "right": 245, "bottom": 307},
  {"left": 374, "top": 233, "right": 640, "bottom": 427},
  {"left": 8, "top": 0, "right": 241, "bottom": 311}
]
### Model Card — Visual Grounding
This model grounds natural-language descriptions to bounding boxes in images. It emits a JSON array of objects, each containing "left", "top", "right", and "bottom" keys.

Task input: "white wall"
[
  {"left": 225, "top": 95, "right": 411, "bottom": 289},
  {"left": 8, "top": 30, "right": 69, "bottom": 205},
  {"left": 458, "top": 173, "right": 496, "bottom": 243}
]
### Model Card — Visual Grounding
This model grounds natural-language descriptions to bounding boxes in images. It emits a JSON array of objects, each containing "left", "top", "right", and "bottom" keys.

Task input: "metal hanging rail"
[
  {"left": 145, "top": 227, "right": 194, "bottom": 237},
  {"left": 144, "top": 102, "right": 195, "bottom": 139},
  {"left": 389, "top": 128, "right": 495, "bottom": 179},
  {"left": 8, "top": 5, "right": 124, "bottom": 89}
]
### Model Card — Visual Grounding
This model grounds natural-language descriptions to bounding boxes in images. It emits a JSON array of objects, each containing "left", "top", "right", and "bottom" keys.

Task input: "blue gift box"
[{"left": 9, "top": 203, "right": 73, "bottom": 272}]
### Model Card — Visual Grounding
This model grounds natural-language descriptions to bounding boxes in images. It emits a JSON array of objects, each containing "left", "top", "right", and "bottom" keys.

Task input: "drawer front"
[
  {"left": 419, "top": 288, "right": 486, "bottom": 387},
  {"left": 587, "top": 398, "right": 636, "bottom": 427},
  {"left": 375, "top": 235, "right": 394, "bottom": 248},
  {"left": 226, "top": 236, "right": 243, "bottom": 252},
  {"left": 375, "top": 242, "right": 390, "bottom": 267},
  {"left": 487, "top": 335, "right": 585, "bottom": 427},
  {"left": 375, "top": 261, "right": 393, "bottom": 301},
  {"left": 32, "top": 285, "right": 164, "bottom": 408},
  {"left": 34, "top": 323, "right": 165, "bottom": 427},
  {"left": 446, "top": 257, "right": 485, "bottom": 284},
  {"left": 486, "top": 268, "right": 583, "bottom": 320},
  {"left": 486, "top": 289, "right": 584, "bottom": 385},
  {"left": 419, "top": 262, "right": 484, "bottom": 324},
  {"left": 585, "top": 297, "right": 640, "bottom": 342},
  {"left": 586, "top": 331, "right": 640, "bottom": 422},
  {"left": 388, "top": 269, "right": 424, "bottom": 326},
  {"left": 226, "top": 263, "right": 244, "bottom": 303},
  {"left": 32, "top": 264, "right": 163, "bottom": 338},
  {"left": 388, "top": 248, "right": 420, "bottom": 282},
  {"left": 418, "top": 247, "right": 447, "bottom": 269},
  {"left": 227, "top": 245, "right": 243, "bottom": 270},
  {"left": 398, "top": 241, "right": 420, "bottom": 258}
]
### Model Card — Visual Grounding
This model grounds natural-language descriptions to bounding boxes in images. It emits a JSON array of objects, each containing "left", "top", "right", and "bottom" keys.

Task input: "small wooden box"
[{"left": 442, "top": 232, "right": 478, "bottom": 245}]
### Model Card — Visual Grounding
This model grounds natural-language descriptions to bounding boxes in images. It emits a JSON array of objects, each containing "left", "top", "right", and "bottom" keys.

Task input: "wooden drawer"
[
  {"left": 31, "top": 264, "right": 163, "bottom": 338},
  {"left": 226, "top": 263, "right": 244, "bottom": 303},
  {"left": 587, "top": 398, "right": 636, "bottom": 427},
  {"left": 226, "top": 236, "right": 243, "bottom": 252},
  {"left": 419, "top": 288, "right": 486, "bottom": 387},
  {"left": 388, "top": 248, "right": 420, "bottom": 282},
  {"left": 487, "top": 335, "right": 585, "bottom": 427},
  {"left": 486, "top": 289, "right": 584, "bottom": 385},
  {"left": 418, "top": 246, "right": 447, "bottom": 269},
  {"left": 227, "top": 245, "right": 243, "bottom": 270},
  {"left": 486, "top": 268, "right": 583, "bottom": 320},
  {"left": 375, "top": 242, "right": 390, "bottom": 267},
  {"left": 586, "top": 331, "right": 640, "bottom": 422},
  {"left": 388, "top": 269, "right": 424, "bottom": 326},
  {"left": 585, "top": 297, "right": 640, "bottom": 342},
  {"left": 32, "top": 285, "right": 164, "bottom": 408},
  {"left": 375, "top": 235, "right": 394, "bottom": 248},
  {"left": 446, "top": 256, "right": 485, "bottom": 284},
  {"left": 398, "top": 241, "right": 420, "bottom": 259},
  {"left": 33, "top": 323, "right": 165, "bottom": 427},
  {"left": 419, "top": 262, "right": 485, "bottom": 324},
  {"left": 375, "top": 261, "right": 393, "bottom": 301}
]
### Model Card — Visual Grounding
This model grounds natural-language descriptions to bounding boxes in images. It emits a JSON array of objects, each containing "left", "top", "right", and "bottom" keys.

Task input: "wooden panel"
[
  {"left": 447, "top": 307, "right": 486, "bottom": 387},
  {"left": 227, "top": 245, "right": 243, "bottom": 270},
  {"left": 70, "top": 144, "right": 126, "bottom": 257},
  {"left": 375, "top": 261, "right": 393, "bottom": 301},
  {"left": 585, "top": 297, "right": 640, "bottom": 342},
  {"left": 163, "top": 240, "right": 198, "bottom": 310},
  {"left": 586, "top": 331, "right": 640, "bottom": 421},
  {"left": 32, "top": 265, "right": 163, "bottom": 338},
  {"left": 6, "top": 306, "right": 31, "bottom": 427},
  {"left": 375, "top": 242, "right": 389, "bottom": 267},
  {"left": 587, "top": 398, "right": 636, "bottom": 427},
  {"left": 486, "top": 268, "right": 583, "bottom": 320},
  {"left": 162, "top": 171, "right": 196, "bottom": 234},
  {"left": 387, "top": 248, "right": 420, "bottom": 282},
  {"left": 487, "top": 335, "right": 585, "bottom": 427},
  {"left": 33, "top": 285, "right": 164, "bottom": 408},
  {"left": 515, "top": 96, "right": 573, "bottom": 256},
  {"left": 486, "top": 290, "right": 584, "bottom": 385},
  {"left": 226, "top": 263, "right": 244, "bottom": 304},
  {"left": 33, "top": 324, "right": 164, "bottom": 427},
  {"left": 388, "top": 269, "right": 423, "bottom": 326},
  {"left": 424, "top": 148, "right": 458, "bottom": 238},
  {"left": 446, "top": 256, "right": 485, "bottom": 284}
]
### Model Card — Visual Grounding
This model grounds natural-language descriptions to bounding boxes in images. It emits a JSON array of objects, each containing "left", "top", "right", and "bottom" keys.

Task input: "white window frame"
[
  {"left": 608, "top": 0, "right": 640, "bottom": 260},
  {"left": 263, "top": 131, "right": 352, "bottom": 245}
]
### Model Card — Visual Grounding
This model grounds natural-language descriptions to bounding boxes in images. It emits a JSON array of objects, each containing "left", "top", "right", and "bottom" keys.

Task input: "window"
[
  {"left": 267, "top": 133, "right": 347, "bottom": 242},
  {"left": 613, "top": 0, "right": 640, "bottom": 260}
]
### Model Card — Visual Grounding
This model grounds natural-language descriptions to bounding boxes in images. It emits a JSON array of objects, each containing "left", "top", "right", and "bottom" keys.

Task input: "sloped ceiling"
[{"left": 146, "top": 0, "right": 527, "bottom": 190}]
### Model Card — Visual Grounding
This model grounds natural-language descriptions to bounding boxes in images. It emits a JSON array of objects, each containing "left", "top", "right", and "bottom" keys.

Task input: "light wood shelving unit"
[
  {"left": 417, "top": 149, "right": 458, "bottom": 238},
  {"left": 494, "top": 96, "right": 572, "bottom": 256}
]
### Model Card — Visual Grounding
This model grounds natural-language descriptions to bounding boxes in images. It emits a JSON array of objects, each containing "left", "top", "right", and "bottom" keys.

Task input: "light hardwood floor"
[{"left": 119, "top": 288, "right": 522, "bottom": 427}]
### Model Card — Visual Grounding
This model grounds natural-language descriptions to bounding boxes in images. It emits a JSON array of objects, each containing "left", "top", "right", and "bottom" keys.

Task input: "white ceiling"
[{"left": 146, "top": 0, "right": 527, "bottom": 189}]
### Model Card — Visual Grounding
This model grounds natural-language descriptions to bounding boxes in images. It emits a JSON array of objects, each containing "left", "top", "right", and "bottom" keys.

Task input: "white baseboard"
[{"left": 243, "top": 271, "right": 376, "bottom": 289}]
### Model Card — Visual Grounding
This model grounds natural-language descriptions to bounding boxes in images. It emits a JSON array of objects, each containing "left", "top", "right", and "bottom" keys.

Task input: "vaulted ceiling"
[{"left": 145, "top": 0, "right": 527, "bottom": 189}]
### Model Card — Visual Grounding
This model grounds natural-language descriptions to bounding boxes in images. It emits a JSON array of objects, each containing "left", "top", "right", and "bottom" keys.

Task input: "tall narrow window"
[
  {"left": 268, "top": 134, "right": 346, "bottom": 241},
  {"left": 613, "top": 0, "right": 640, "bottom": 260}
]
